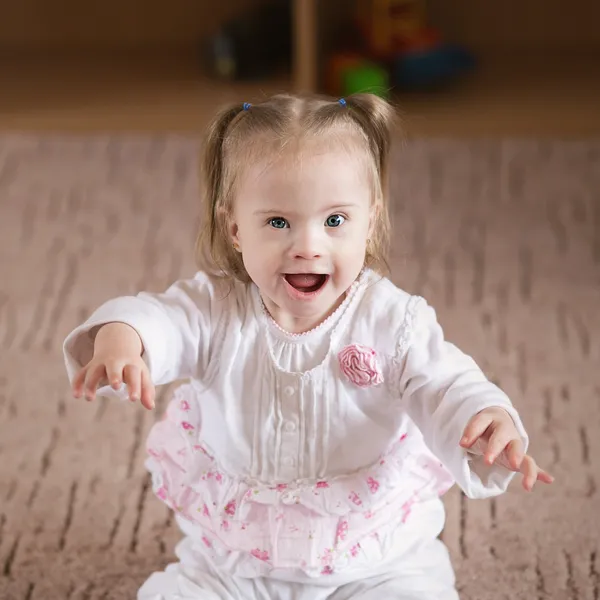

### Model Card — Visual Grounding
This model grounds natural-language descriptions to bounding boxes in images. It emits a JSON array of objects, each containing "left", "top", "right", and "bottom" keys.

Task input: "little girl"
[{"left": 63, "top": 93, "right": 553, "bottom": 599}]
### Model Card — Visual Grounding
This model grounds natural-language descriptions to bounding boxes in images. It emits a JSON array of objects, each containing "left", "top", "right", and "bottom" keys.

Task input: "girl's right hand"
[{"left": 71, "top": 323, "right": 156, "bottom": 410}]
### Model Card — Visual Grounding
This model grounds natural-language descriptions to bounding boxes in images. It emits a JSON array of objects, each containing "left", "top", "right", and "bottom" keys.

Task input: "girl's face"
[{"left": 230, "top": 147, "right": 372, "bottom": 334}]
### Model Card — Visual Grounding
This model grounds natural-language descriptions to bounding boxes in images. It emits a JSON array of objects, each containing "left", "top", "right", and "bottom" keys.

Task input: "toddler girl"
[{"left": 63, "top": 93, "right": 553, "bottom": 599}]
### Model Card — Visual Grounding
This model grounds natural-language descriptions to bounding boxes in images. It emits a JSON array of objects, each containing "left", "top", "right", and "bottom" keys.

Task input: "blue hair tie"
[
  {"left": 338, "top": 98, "right": 347, "bottom": 107},
  {"left": 242, "top": 102, "right": 252, "bottom": 111}
]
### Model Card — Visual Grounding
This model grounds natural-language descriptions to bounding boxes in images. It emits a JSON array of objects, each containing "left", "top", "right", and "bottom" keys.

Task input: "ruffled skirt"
[{"left": 145, "top": 385, "right": 454, "bottom": 578}]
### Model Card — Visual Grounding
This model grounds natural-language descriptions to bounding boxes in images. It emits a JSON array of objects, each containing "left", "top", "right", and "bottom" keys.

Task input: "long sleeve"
[
  {"left": 63, "top": 271, "right": 225, "bottom": 398},
  {"left": 396, "top": 298, "right": 529, "bottom": 499}
]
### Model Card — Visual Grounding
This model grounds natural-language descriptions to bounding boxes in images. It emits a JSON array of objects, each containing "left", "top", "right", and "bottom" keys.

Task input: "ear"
[
  {"left": 230, "top": 221, "right": 242, "bottom": 252},
  {"left": 230, "top": 221, "right": 239, "bottom": 243}
]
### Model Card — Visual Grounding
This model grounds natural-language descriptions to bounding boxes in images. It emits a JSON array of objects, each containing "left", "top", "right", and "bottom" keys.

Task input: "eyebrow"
[{"left": 253, "top": 203, "right": 358, "bottom": 216}]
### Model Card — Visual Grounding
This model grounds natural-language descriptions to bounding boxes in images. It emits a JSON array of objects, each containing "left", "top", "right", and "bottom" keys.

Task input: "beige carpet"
[{"left": 0, "top": 134, "right": 599, "bottom": 599}]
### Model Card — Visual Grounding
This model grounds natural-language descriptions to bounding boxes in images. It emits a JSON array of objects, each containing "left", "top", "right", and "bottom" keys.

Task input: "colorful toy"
[
  {"left": 324, "top": 53, "right": 389, "bottom": 98},
  {"left": 394, "top": 44, "right": 475, "bottom": 89},
  {"left": 324, "top": 53, "right": 364, "bottom": 96},
  {"left": 343, "top": 63, "right": 390, "bottom": 98},
  {"left": 353, "top": 0, "right": 475, "bottom": 90},
  {"left": 355, "top": 0, "right": 426, "bottom": 59}
]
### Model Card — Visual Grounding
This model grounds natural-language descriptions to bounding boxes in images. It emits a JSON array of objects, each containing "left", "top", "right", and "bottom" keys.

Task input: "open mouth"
[{"left": 284, "top": 273, "right": 329, "bottom": 295}]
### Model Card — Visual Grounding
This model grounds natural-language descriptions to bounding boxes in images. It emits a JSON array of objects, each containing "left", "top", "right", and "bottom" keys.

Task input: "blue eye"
[
  {"left": 325, "top": 214, "right": 345, "bottom": 228},
  {"left": 269, "top": 217, "right": 289, "bottom": 229}
]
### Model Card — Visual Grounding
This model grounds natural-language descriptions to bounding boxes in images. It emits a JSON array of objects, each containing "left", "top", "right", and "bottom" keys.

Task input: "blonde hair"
[{"left": 196, "top": 93, "right": 398, "bottom": 283}]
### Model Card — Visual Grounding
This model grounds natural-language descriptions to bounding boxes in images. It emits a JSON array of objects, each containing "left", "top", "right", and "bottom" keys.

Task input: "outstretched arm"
[
  {"left": 63, "top": 272, "right": 223, "bottom": 401},
  {"left": 396, "top": 298, "right": 552, "bottom": 498}
]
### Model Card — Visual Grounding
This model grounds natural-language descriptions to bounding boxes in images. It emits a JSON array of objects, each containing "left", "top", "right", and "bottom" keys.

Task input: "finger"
[
  {"left": 72, "top": 367, "right": 88, "bottom": 398},
  {"left": 83, "top": 363, "right": 107, "bottom": 401},
  {"left": 123, "top": 364, "right": 141, "bottom": 402},
  {"left": 520, "top": 455, "right": 538, "bottom": 492},
  {"left": 460, "top": 413, "right": 494, "bottom": 448},
  {"left": 105, "top": 362, "right": 125, "bottom": 390},
  {"left": 537, "top": 468, "right": 554, "bottom": 485},
  {"left": 504, "top": 438, "right": 525, "bottom": 470},
  {"left": 484, "top": 427, "right": 514, "bottom": 465},
  {"left": 139, "top": 368, "right": 155, "bottom": 410}
]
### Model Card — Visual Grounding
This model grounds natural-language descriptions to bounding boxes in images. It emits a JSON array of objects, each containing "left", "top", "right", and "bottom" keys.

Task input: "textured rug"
[{"left": 0, "top": 134, "right": 599, "bottom": 600}]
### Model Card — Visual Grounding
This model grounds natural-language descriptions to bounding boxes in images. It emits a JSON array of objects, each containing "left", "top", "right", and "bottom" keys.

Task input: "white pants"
[{"left": 138, "top": 535, "right": 459, "bottom": 600}]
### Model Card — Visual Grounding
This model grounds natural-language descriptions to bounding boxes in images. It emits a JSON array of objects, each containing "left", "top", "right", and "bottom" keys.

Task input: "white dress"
[{"left": 63, "top": 269, "right": 528, "bottom": 599}]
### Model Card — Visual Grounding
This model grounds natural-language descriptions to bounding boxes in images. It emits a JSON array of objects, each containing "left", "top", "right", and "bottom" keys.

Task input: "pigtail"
[
  {"left": 196, "top": 103, "right": 247, "bottom": 278},
  {"left": 343, "top": 94, "right": 397, "bottom": 183},
  {"left": 343, "top": 94, "right": 398, "bottom": 273}
]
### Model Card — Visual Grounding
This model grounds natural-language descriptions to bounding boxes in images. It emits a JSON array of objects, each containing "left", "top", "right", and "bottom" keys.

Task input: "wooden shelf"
[{"left": 1, "top": 51, "right": 599, "bottom": 136}]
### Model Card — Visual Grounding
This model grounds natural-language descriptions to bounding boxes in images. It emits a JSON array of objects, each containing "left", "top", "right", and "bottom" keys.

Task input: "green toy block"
[{"left": 342, "top": 63, "right": 390, "bottom": 98}]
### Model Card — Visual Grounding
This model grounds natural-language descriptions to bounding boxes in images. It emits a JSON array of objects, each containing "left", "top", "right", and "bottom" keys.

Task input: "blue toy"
[{"left": 393, "top": 44, "right": 475, "bottom": 89}]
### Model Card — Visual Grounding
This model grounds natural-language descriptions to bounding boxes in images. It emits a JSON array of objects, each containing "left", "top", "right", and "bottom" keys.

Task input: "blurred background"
[
  {"left": 1, "top": 2, "right": 600, "bottom": 599},
  {"left": 0, "top": 0, "right": 599, "bottom": 135}
]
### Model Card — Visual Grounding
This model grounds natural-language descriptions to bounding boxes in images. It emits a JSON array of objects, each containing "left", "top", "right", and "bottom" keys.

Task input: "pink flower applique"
[
  {"left": 221, "top": 519, "right": 230, "bottom": 532},
  {"left": 201, "top": 503, "right": 210, "bottom": 517},
  {"left": 251, "top": 548, "right": 270, "bottom": 562},
  {"left": 336, "top": 520, "right": 349, "bottom": 543},
  {"left": 315, "top": 481, "right": 329, "bottom": 489},
  {"left": 224, "top": 500, "right": 237, "bottom": 516},
  {"left": 348, "top": 491, "right": 362, "bottom": 506},
  {"left": 363, "top": 510, "right": 374, "bottom": 520},
  {"left": 338, "top": 344, "right": 384, "bottom": 388},
  {"left": 399, "top": 433, "right": 408, "bottom": 442},
  {"left": 275, "top": 484, "right": 288, "bottom": 492},
  {"left": 350, "top": 543, "right": 361, "bottom": 557},
  {"left": 156, "top": 486, "right": 168, "bottom": 501},
  {"left": 179, "top": 400, "right": 191, "bottom": 411},
  {"left": 201, "top": 536, "right": 212, "bottom": 548},
  {"left": 181, "top": 421, "right": 194, "bottom": 433},
  {"left": 321, "top": 566, "right": 334, "bottom": 575},
  {"left": 367, "top": 476, "right": 380, "bottom": 494}
]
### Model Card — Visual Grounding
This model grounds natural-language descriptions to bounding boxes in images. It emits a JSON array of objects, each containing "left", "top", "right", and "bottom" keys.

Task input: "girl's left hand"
[{"left": 459, "top": 406, "right": 555, "bottom": 492}]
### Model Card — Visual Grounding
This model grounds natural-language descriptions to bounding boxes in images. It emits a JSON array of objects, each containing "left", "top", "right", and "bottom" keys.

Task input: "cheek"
[
  {"left": 338, "top": 220, "right": 370, "bottom": 247},
  {"left": 333, "top": 225, "right": 369, "bottom": 260},
  {"left": 240, "top": 239, "right": 279, "bottom": 272},
  {"left": 333, "top": 236, "right": 368, "bottom": 262}
]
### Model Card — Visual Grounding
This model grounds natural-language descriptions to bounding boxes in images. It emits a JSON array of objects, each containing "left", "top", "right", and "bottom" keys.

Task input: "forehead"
[{"left": 234, "top": 142, "right": 372, "bottom": 211}]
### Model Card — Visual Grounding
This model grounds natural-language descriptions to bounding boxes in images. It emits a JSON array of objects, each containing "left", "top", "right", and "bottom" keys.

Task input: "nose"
[{"left": 290, "top": 225, "right": 323, "bottom": 260}]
